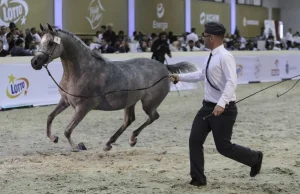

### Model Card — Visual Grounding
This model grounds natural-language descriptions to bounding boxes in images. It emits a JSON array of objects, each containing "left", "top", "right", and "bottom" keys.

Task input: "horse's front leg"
[
  {"left": 64, "top": 106, "right": 90, "bottom": 152},
  {"left": 47, "top": 98, "right": 70, "bottom": 143}
]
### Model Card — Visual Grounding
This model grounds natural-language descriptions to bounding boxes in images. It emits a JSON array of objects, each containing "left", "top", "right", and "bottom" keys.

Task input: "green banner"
[
  {"left": 191, "top": 0, "right": 230, "bottom": 35},
  {"left": 236, "top": 5, "right": 268, "bottom": 37},
  {"left": 63, "top": 0, "right": 128, "bottom": 34},
  {"left": 135, "top": 0, "right": 185, "bottom": 35},
  {"left": 0, "top": 0, "right": 54, "bottom": 30}
]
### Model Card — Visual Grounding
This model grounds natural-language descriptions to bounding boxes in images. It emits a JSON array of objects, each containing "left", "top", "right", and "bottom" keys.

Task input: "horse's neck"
[
  {"left": 59, "top": 36, "right": 91, "bottom": 79},
  {"left": 58, "top": 35, "right": 110, "bottom": 81}
]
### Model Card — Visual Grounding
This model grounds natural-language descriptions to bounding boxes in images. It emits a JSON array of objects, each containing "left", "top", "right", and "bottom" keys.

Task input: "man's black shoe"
[
  {"left": 189, "top": 179, "right": 207, "bottom": 186},
  {"left": 250, "top": 151, "right": 263, "bottom": 177}
]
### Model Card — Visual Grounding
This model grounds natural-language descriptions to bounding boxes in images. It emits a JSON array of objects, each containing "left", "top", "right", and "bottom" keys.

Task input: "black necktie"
[{"left": 205, "top": 53, "right": 220, "bottom": 91}]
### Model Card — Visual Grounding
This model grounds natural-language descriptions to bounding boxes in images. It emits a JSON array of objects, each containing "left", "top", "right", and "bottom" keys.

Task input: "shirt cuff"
[{"left": 217, "top": 98, "right": 227, "bottom": 108}]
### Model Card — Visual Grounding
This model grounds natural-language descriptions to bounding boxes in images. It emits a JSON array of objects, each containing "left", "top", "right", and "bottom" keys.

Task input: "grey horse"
[{"left": 30, "top": 23, "right": 197, "bottom": 152}]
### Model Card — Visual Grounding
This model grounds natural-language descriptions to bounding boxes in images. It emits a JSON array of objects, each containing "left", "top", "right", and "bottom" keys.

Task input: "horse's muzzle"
[{"left": 31, "top": 56, "right": 45, "bottom": 70}]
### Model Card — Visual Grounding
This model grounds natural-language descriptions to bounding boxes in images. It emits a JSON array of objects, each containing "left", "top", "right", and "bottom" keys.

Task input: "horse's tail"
[{"left": 166, "top": 61, "right": 198, "bottom": 74}]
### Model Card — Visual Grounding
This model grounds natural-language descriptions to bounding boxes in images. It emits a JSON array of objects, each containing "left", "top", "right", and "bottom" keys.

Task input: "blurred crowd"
[
  {"left": 87, "top": 24, "right": 300, "bottom": 54},
  {"left": 1, "top": 22, "right": 300, "bottom": 58}
]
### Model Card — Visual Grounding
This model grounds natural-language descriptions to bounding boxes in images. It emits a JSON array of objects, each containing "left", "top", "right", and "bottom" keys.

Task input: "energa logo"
[
  {"left": 0, "top": 0, "right": 29, "bottom": 26},
  {"left": 157, "top": 3, "right": 164, "bottom": 18},
  {"left": 153, "top": 2, "right": 168, "bottom": 31}
]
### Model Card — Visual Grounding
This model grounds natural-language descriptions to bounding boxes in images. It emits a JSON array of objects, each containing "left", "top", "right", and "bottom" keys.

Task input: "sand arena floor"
[{"left": 0, "top": 81, "right": 300, "bottom": 194}]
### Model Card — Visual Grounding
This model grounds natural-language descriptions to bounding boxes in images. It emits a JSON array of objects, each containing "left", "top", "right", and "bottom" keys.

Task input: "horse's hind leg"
[
  {"left": 47, "top": 98, "right": 69, "bottom": 143},
  {"left": 129, "top": 106, "right": 159, "bottom": 147},
  {"left": 64, "top": 106, "right": 90, "bottom": 152},
  {"left": 104, "top": 104, "right": 136, "bottom": 151}
]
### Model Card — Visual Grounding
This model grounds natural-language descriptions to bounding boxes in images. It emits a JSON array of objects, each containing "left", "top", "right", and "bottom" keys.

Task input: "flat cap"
[{"left": 203, "top": 22, "right": 226, "bottom": 36}]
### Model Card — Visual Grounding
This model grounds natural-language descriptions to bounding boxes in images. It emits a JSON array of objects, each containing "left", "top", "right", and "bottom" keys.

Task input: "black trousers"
[{"left": 189, "top": 100, "right": 260, "bottom": 183}]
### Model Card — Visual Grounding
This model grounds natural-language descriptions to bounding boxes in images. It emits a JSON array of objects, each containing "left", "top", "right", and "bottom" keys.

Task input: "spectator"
[
  {"left": 186, "top": 40, "right": 200, "bottom": 51},
  {"left": 0, "top": 40, "right": 9, "bottom": 57},
  {"left": 186, "top": 28, "right": 198, "bottom": 45},
  {"left": 11, "top": 38, "right": 34, "bottom": 56},
  {"left": 98, "top": 25, "right": 106, "bottom": 42},
  {"left": 99, "top": 38, "right": 116, "bottom": 53},
  {"left": 92, "top": 31, "right": 101, "bottom": 43},
  {"left": 6, "top": 32, "right": 15, "bottom": 52},
  {"left": 137, "top": 40, "right": 150, "bottom": 52},
  {"left": 117, "top": 30, "right": 125, "bottom": 42},
  {"left": 102, "top": 23, "right": 117, "bottom": 46},
  {"left": 151, "top": 31, "right": 171, "bottom": 63},
  {"left": 273, "top": 41, "right": 282, "bottom": 51},
  {"left": 0, "top": 25, "right": 9, "bottom": 51},
  {"left": 118, "top": 40, "right": 130, "bottom": 53},
  {"left": 175, "top": 40, "right": 187, "bottom": 51},
  {"left": 25, "top": 27, "right": 40, "bottom": 49}
]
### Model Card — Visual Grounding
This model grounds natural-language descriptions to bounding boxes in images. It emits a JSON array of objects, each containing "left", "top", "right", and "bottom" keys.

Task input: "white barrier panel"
[{"left": 1, "top": 51, "right": 300, "bottom": 110}]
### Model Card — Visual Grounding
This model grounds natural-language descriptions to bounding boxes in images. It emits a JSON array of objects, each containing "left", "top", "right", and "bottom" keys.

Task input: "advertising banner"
[
  {"left": 0, "top": 0, "right": 54, "bottom": 30},
  {"left": 62, "top": 0, "right": 128, "bottom": 34},
  {"left": 191, "top": 0, "right": 230, "bottom": 34},
  {"left": 135, "top": 0, "right": 185, "bottom": 34},
  {"left": 1, "top": 53, "right": 300, "bottom": 110}
]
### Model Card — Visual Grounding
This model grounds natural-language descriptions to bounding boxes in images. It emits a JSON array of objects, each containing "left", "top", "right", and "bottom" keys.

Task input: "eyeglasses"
[{"left": 202, "top": 33, "right": 212, "bottom": 38}]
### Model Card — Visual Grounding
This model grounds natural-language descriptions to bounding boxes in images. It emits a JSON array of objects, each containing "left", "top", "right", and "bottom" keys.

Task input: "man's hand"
[
  {"left": 169, "top": 74, "right": 179, "bottom": 84},
  {"left": 212, "top": 105, "right": 225, "bottom": 116}
]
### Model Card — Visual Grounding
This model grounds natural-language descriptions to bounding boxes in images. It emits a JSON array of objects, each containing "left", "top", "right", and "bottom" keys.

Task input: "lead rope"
[{"left": 203, "top": 74, "right": 300, "bottom": 120}]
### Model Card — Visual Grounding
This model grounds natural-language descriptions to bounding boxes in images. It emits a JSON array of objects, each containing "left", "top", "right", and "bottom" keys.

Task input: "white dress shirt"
[{"left": 178, "top": 44, "right": 237, "bottom": 108}]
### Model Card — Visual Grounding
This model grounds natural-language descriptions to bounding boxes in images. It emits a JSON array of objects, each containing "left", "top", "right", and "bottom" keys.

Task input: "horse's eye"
[{"left": 48, "top": 41, "right": 54, "bottom": 46}]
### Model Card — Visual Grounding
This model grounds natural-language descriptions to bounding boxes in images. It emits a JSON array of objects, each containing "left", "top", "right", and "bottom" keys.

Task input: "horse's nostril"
[{"left": 34, "top": 60, "right": 38, "bottom": 66}]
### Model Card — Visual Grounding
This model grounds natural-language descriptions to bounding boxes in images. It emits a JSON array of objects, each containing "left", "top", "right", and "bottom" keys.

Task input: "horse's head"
[{"left": 31, "top": 23, "right": 63, "bottom": 70}]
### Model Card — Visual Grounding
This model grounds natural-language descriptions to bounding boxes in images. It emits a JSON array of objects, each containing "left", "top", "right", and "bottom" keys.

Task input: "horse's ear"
[
  {"left": 47, "top": 23, "right": 54, "bottom": 32},
  {"left": 40, "top": 23, "right": 44, "bottom": 31}
]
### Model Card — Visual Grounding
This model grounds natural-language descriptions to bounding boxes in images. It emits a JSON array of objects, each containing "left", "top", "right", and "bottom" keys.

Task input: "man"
[
  {"left": 151, "top": 31, "right": 172, "bottom": 64},
  {"left": 0, "top": 26, "right": 9, "bottom": 51},
  {"left": 169, "top": 22, "right": 263, "bottom": 186},
  {"left": 99, "top": 38, "right": 116, "bottom": 53},
  {"left": 102, "top": 23, "right": 117, "bottom": 46},
  {"left": 186, "top": 27, "right": 199, "bottom": 45},
  {"left": 11, "top": 38, "right": 34, "bottom": 56},
  {"left": 186, "top": 40, "right": 201, "bottom": 52},
  {"left": 0, "top": 40, "right": 9, "bottom": 57},
  {"left": 25, "top": 27, "right": 40, "bottom": 49}
]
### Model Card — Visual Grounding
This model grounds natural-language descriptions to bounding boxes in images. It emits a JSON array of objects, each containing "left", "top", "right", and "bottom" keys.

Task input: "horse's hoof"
[
  {"left": 71, "top": 148, "right": 80, "bottom": 152},
  {"left": 129, "top": 137, "right": 137, "bottom": 147},
  {"left": 53, "top": 136, "right": 59, "bottom": 143},
  {"left": 103, "top": 145, "right": 112, "bottom": 152},
  {"left": 78, "top": 143, "right": 87, "bottom": 151}
]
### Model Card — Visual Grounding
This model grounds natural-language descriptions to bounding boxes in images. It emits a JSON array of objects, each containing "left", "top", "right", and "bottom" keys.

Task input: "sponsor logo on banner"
[
  {"left": 243, "top": 17, "right": 259, "bottom": 27},
  {"left": 5, "top": 74, "right": 29, "bottom": 99},
  {"left": 200, "top": 12, "right": 220, "bottom": 25},
  {"left": 157, "top": 3, "right": 164, "bottom": 18},
  {"left": 271, "top": 59, "right": 280, "bottom": 76},
  {"left": 153, "top": 3, "right": 168, "bottom": 31},
  {"left": 86, "top": 0, "right": 105, "bottom": 30},
  {"left": 254, "top": 59, "right": 262, "bottom": 78},
  {"left": 236, "top": 64, "right": 243, "bottom": 77},
  {"left": 0, "top": 0, "right": 29, "bottom": 26},
  {"left": 284, "top": 60, "right": 297, "bottom": 74}
]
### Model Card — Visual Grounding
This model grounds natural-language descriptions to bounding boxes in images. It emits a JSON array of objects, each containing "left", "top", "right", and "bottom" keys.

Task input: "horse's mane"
[{"left": 54, "top": 28, "right": 107, "bottom": 62}]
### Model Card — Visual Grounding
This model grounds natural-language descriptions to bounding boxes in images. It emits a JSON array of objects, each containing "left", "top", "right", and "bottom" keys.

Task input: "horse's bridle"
[{"left": 37, "top": 37, "right": 59, "bottom": 68}]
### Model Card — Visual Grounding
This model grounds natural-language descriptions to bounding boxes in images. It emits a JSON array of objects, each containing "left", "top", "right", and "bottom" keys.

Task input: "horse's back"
[{"left": 113, "top": 58, "right": 168, "bottom": 76}]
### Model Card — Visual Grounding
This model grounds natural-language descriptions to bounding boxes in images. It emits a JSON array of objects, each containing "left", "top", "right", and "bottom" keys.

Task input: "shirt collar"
[{"left": 211, "top": 44, "right": 224, "bottom": 56}]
